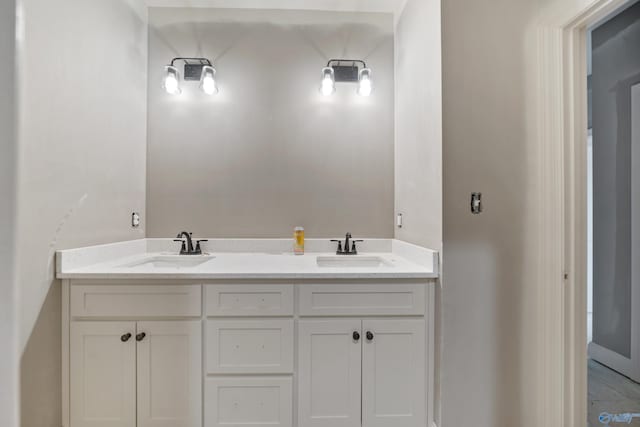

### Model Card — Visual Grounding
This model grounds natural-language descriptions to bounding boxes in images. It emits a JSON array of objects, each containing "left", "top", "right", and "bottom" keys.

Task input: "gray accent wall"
[
  {"left": 592, "top": 1, "right": 640, "bottom": 358},
  {"left": 146, "top": 8, "right": 395, "bottom": 238},
  {"left": 441, "top": 0, "right": 540, "bottom": 425}
]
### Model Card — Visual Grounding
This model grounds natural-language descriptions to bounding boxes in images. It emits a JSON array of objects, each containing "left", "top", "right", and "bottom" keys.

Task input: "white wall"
[
  {"left": 394, "top": 0, "right": 442, "bottom": 250},
  {"left": 0, "top": 1, "right": 18, "bottom": 426},
  {"left": 16, "top": 1, "right": 148, "bottom": 425},
  {"left": 393, "top": 0, "right": 442, "bottom": 423},
  {"left": 147, "top": 8, "right": 395, "bottom": 238}
]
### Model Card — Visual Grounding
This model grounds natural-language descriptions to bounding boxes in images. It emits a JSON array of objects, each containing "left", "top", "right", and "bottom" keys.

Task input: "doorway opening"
[{"left": 586, "top": 1, "right": 640, "bottom": 425}]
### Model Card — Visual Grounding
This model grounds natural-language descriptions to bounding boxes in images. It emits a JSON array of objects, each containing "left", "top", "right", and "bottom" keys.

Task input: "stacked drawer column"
[{"left": 204, "top": 284, "right": 295, "bottom": 427}]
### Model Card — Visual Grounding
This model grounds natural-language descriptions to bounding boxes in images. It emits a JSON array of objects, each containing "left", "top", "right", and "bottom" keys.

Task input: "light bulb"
[
  {"left": 320, "top": 67, "right": 335, "bottom": 96},
  {"left": 200, "top": 65, "right": 218, "bottom": 95},
  {"left": 162, "top": 65, "right": 181, "bottom": 95},
  {"left": 357, "top": 68, "right": 372, "bottom": 97}
]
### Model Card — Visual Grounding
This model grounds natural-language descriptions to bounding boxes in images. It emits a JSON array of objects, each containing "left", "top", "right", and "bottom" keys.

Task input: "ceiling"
[{"left": 144, "top": 0, "right": 407, "bottom": 15}]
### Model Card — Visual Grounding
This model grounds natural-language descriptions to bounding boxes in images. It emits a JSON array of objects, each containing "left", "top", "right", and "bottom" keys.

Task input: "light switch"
[
  {"left": 471, "top": 193, "right": 482, "bottom": 214},
  {"left": 131, "top": 212, "right": 141, "bottom": 228}
]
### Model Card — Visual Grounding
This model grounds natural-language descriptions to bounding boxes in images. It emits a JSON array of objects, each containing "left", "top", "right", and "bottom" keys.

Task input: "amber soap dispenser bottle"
[{"left": 293, "top": 227, "right": 305, "bottom": 255}]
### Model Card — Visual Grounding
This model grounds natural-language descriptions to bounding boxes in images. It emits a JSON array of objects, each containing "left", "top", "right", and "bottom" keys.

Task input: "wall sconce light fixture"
[
  {"left": 163, "top": 57, "right": 218, "bottom": 95},
  {"left": 320, "top": 67, "right": 336, "bottom": 96},
  {"left": 357, "top": 67, "right": 372, "bottom": 97},
  {"left": 199, "top": 65, "right": 218, "bottom": 95},
  {"left": 162, "top": 65, "right": 181, "bottom": 95},
  {"left": 320, "top": 59, "right": 372, "bottom": 97}
]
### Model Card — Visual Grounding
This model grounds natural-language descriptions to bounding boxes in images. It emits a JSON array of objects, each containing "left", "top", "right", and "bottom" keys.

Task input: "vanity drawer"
[
  {"left": 70, "top": 285, "right": 202, "bottom": 318},
  {"left": 205, "top": 284, "right": 294, "bottom": 316},
  {"left": 298, "top": 284, "right": 426, "bottom": 316},
  {"left": 206, "top": 319, "right": 294, "bottom": 374},
  {"left": 205, "top": 377, "right": 292, "bottom": 427}
]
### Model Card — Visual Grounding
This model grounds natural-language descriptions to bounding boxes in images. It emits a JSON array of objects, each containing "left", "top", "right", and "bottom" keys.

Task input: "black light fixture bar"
[
  {"left": 326, "top": 59, "right": 367, "bottom": 68},
  {"left": 169, "top": 57, "right": 212, "bottom": 66}
]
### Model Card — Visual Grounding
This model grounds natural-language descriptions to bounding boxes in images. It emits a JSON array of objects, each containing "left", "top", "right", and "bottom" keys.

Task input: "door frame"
[{"left": 538, "top": 1, "right": 632, "bottom": 426}]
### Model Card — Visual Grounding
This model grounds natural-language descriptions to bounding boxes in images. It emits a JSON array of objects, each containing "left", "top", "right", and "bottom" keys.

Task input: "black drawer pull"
[{"left": 121, "top": 333, "right": 132, "bottom": 342}]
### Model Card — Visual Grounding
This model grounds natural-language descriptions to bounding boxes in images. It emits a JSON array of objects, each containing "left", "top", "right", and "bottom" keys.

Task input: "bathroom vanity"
[{"left": 57, "top": 238, "right": 438, "bottom": 427}]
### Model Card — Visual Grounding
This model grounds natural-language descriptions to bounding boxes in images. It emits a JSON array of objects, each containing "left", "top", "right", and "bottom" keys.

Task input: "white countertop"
[{"left": 56, "top": 238, "right": 439, "bottom": 280}]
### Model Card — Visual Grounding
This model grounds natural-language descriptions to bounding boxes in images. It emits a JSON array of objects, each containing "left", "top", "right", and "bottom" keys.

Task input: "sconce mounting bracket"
[
  {"left": 332, "top": 65, "right": 359, "bottom": 82},
  {"left": 327, "top": 59, "right": 367, "bottom": 83}
]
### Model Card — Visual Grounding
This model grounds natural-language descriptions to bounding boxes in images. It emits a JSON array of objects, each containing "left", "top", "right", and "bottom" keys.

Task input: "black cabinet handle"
[
  {"left": 366, "top": 331, "right": 374, "bottom": 341},
  {"left": 136, "top": 332, "right": 146, "bottom": 342},
  {"left": 353, "top": 331, "right": 360, "bottom": 341},
  {"left": 121, "top": 333, "right": 132, "bottom": 342}
]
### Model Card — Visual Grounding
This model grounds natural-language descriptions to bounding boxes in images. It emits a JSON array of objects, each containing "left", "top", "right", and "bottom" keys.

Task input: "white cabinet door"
[
  {"left": 298, "top": 319, "right": 362, "bottom": 427},
  {"left": 136, "top": 321, "right": 202, "bottom": 427},
  {"left": 70, "top": 321, "right": 136, "bottom": 427},
  {"left": 362, "top": 319, "right": 426, "bottom": 427}
]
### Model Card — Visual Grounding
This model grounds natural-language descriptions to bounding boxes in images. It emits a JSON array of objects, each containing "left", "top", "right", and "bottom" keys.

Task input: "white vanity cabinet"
[
  {"left": 70, "top": 320, "right": 202, "bottom": 427},
  {"left": 65, "top": 283, "right": 203, "bottom": 427},
  {"left": 63, "top": 281, "right": 434, "bottom": 427},
  {"left": 297, "top": 283, "right": 428, "bottom": 427},
  {"left": 297, "top": 319, "right": 425, "bottom": 427}
]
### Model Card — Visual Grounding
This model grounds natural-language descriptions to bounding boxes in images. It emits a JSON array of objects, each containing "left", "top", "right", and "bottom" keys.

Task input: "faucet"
[
  {"left": 174, "top": 231, "right": 207, "bottom": 255},
  {"left": 331, "top": 232, "right": 364, "bottom": 255}
]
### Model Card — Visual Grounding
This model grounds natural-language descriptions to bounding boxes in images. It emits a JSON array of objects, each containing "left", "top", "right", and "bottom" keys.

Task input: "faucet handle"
[
  {"left": 351, "top": 240, "right": 363, "bottom": 254},
  {"left": 330, "top": 239, "right": 343, "bottom": 254},
  {"left": 195, "top": 239, "right": 208, "bottom": 254},
  {"left": 173, "top": 239, "right": 187, "bottom": 253}
]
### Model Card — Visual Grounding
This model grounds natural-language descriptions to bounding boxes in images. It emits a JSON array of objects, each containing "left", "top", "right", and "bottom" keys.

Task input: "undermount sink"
[
  {"left": 121, "top": 255, "right": 215, "bottom": 269},
  {"left": 316, "top": 256, "right": 393, "bottom": 268}
]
